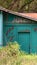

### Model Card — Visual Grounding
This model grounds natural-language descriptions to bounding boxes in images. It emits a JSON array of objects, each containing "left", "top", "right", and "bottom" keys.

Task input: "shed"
[{"left": 0, "top": 6, "right": 37, "bottom": 53}]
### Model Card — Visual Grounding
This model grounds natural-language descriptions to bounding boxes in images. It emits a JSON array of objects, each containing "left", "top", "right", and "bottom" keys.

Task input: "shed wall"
[
  {"left": 3, "top": 12, "right": 37, "bottom": 53},
  {"left": 0, "top": 11, "right": 3, "bottom": 46}
]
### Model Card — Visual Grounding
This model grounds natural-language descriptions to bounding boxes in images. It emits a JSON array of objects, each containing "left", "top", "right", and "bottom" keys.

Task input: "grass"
[{"left": 0, "top": 41, "right": 37, "bottom": 65}]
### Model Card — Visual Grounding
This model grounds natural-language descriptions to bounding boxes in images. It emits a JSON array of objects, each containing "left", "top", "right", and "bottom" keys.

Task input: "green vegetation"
[
  {"left": 0, "top": 0, "right": 37, "bottom": 12},
  {"left": 0, "top": 41, "right": 37, "bottom": 65}
]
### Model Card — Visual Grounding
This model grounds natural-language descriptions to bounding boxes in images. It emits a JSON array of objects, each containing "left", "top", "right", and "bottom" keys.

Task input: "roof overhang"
[{"left": 0, "top": 6, "right": 37, "bottom": 22}]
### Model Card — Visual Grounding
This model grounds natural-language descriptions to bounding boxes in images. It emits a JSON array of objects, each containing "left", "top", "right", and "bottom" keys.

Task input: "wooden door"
[{"left": 18, "top": 32, "right": 30, "bottom": 53}]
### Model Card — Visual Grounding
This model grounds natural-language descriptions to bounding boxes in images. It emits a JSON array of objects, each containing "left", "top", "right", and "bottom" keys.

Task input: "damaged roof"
[{"left": 0, "top": 6, "right": 37, "bottom": 21}]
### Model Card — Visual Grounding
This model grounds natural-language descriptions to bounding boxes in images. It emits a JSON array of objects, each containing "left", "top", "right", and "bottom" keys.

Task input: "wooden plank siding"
[{"left": 3, "top": 12, "right": 37, "bottom": 53}]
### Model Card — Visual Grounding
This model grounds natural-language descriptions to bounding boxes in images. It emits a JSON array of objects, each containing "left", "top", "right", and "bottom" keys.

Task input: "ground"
[{"left": 0, "top": 42, "right": 37, "bottom": 65}]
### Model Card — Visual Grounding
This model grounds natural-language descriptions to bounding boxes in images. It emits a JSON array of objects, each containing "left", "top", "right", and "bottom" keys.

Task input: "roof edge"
[{"left": 0, "top": 6, "right": 37, "bottom": 21}]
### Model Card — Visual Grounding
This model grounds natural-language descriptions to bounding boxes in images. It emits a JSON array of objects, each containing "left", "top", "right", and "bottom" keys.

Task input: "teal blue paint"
[
  {"left": 16, "top": 24, "right": 37, "bottom": 53},
  {"left": 30, "top": 25, "right": 37, "bottom": 53},
  {"left": 3, "top": 13, "right": 16, "bottom": 25},
  {"left": 0, "top": 11, "right": 3, "bottom": 46},
  {"left": 3, "top": 24, "right": 37, "bottom": 53},
  {"left": 3, "top": 12, "right": 37, "bottom": 53},
  {"left": 18, "top": 32, "right": 30, "bottom": 53},
  {"left": 3, "top": 25, "right": 16, "bottom": 46}
]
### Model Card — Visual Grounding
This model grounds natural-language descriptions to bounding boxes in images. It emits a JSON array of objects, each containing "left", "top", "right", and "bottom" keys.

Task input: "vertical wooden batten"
[{"left": 0, "top": 11, "right": 3, "bottom": 46}]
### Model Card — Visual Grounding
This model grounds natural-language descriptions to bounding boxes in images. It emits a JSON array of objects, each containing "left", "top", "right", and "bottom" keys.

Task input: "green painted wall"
[{"left": 3, "top": 12, "right": 37, "bottom": 53}]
